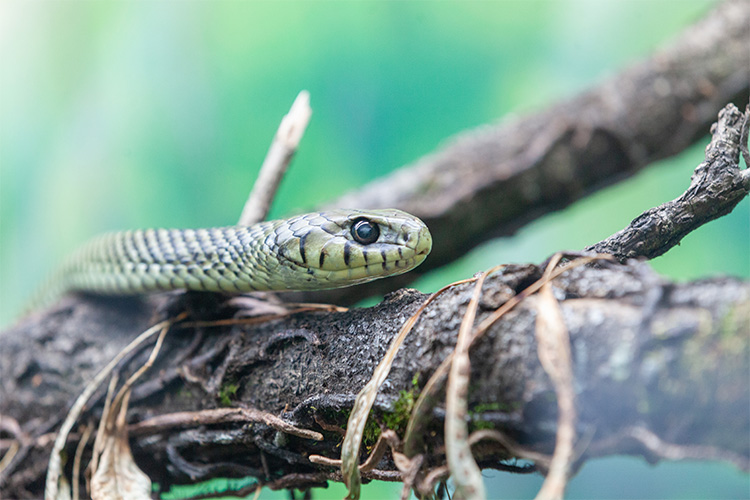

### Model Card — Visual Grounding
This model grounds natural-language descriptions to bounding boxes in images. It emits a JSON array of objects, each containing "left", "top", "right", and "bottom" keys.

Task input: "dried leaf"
[
  {"left": 533, "top": 259, "right": 576, "bottom": 500},
  {"left": 45, "top": 316, "right": 182, "bottom": 500},
  {"left": 445, "top": 272, "right": 488, "bottom": 500},
  {"left": 90, "top": 394, "right": 151, "bottom": 500},
  {"left": 340, "top": 280, "right": 470, "bottom": 499}
]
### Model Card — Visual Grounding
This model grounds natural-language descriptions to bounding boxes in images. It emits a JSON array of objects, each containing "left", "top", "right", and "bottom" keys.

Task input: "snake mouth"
[
  {"left": 271, "top": 210, "right": 432, "bottom": 289},
  {"left": 317, "top": 254, "right": 424, "bottom": 286},
  {"left": 314, "top": 225, "right": 432, "bottom": 285}
]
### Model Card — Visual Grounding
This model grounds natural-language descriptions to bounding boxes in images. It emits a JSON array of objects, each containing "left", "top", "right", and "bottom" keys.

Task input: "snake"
[{"left": 34, "top": 209, "right": 432, "bottom": 306}]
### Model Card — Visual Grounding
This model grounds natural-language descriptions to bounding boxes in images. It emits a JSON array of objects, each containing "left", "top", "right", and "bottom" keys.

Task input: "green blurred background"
[{"left": 1, "top": 1, "right": 747, "bottom": 498}]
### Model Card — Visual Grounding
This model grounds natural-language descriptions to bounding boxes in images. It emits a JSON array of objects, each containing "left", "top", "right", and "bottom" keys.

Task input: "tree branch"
[
  {"left": 587, "top": 103, "right": 749, "bottom": 260},
  {"left": 292, "top": 0, "right": 749, "bottom": 304},
  {"left": 1, "top": 262, "right": 747, "bottom": 497},
  {"left": 2, "top": 3, "right": 749, "bottom": 498},
  {"left": 238, "top": 90, "right": 312, "bottom": 227}
]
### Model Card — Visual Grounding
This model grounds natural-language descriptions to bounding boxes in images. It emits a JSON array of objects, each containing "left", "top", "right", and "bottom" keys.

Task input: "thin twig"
[
  {"left": 360, "top": 430, "right": 399, "bottom": 473},
  {"left": 418, "top": 465, "right": 450, "bottom": 496},
  {"left": 309, "top": 429, "right": 398, "bottom": 471},
  {"left": 0, "top": 442, "right": 18, "bottom": 479},
  {"left": 0, "top": 415, "right": 24, "bottom": 477},
  {"left": 129, "top": 408, "right": 323, "bottom": 441},
  {"left": 587, "top": 103, "right": 750, "bottom": 261},
  {"left": 627, "top": 426, "right": 750, "bottom": 471},
  {"left": 89, "top": 375, "right": 120, "bottom": 475},
  {"left": 71, "top": 424, "right": 93, "bottom": 500},
  {"left": 467, "top": 429, "right": 550, "bottom": 467},
  {"left": 398, "top": 453, "right": 423, "bottom": 500},
  {"left": 110, "top": 320, "right": 172, "bottom": 424},
  {"left": 238, "top": 90, "right": 312, "bottom": 226}
]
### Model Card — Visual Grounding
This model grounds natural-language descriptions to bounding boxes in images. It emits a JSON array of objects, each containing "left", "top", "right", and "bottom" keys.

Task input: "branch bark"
[
  {"left": 1, "top": 96, "right": 747, "bottom": 492},
  {"left": 2, "top": 2, "right": 749, "bottom": 498},
  {"left": 587, "top": 104, "right": 750, "bottom": 260},
  {"left": 1, "top": 262, "right": 748, "bottom": 497}
]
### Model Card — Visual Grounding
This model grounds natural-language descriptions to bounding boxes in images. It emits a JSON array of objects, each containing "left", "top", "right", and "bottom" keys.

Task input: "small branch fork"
[{"left": 587, "top": 103, "right": 750, "bottom": 260}]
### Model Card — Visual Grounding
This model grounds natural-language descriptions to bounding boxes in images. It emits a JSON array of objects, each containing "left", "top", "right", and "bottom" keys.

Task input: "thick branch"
[
  {"left": 293, "top": 0, "right": 749, "bottom": 304},
  {"left": 1, "top": 263, "right": 747, "bottom": 497},
  {"left": 2, "top": 3, "right": 749, "bottom": 498}
]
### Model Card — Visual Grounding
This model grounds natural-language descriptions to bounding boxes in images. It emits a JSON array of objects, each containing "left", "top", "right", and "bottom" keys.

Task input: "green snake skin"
[{"left": 37, "top": 209, "right": 431, "bottom": 304}]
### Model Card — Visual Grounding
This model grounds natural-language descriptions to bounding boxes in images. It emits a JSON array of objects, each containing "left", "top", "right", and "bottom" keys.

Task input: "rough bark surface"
[
  {"left": 587, "top": 104, "right": 750, "bottom": 260},
  {"left": 1, "top": 263, "right": 748, "bottom": 497},
  {"left": 1, "top": 2, "right": 749, "bottom": 498}
]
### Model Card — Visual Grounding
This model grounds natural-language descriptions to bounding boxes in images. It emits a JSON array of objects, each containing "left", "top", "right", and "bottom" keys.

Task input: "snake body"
[{"left": 37, "top": 209, "right": 431, "bottom": 304}]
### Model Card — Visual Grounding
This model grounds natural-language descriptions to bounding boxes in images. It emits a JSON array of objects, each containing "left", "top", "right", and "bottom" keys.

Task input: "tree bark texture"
[
  {"left": 1, "top": 1, "right": 749, "bottom": 497},
  {"left": 586, "top": 103, "right": 750, "bottom": 260},
  {"left": 1, "top": 262, "right": 748, "bottom": 497}
]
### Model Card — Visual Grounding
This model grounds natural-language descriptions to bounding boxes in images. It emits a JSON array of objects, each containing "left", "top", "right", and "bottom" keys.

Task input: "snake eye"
[{"left": 351, "top": 218, "right": 380, "bottom": 245}]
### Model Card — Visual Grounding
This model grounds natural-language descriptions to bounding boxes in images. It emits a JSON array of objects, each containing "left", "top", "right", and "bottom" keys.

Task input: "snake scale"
[{"left": 34, "top": 209, "right": 432, "bottom": 306}]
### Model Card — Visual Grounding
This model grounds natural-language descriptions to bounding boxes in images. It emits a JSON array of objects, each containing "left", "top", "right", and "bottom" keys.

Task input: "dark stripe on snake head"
[
  {"left": 344, "top": 241, "right": 352, "bottom": 266},
  {"left": 298, "top": 232, "right": 309, "bottom": 264},
  {"left": 319, "top": 250, "right": 327, "bottom": 269}
]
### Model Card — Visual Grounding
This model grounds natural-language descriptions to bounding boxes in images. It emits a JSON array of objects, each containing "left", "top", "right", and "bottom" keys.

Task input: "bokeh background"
[{"left": 1, "top": 1, "right": 747, "bottom": 499}]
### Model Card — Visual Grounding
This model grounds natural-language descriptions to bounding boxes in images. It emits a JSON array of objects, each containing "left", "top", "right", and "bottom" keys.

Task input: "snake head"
[{"left": 269, "top": 209, "right": 432, "bottom": 290}]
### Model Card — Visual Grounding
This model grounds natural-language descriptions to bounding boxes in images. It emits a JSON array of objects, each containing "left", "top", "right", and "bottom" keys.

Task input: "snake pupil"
[{"left": 351, "top": 218, "right": 380, "bottom": 245}]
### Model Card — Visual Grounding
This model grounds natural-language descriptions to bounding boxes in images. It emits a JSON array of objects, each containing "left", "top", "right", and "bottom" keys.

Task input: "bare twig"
[
  {"left": 238, "top": 90, "right": 312, "bottom": 226},
  {"left": 418, "top": 465, "right": 450, "bottom": 496},
  {"left": 71, "top": 424, "right": 93, "bottom": 500},
  {"left": 310, "top": 429, "right": 399, "bottom": 472},
  {"left": 130, "top": 408, "right": 323, "bottom": 441},
  {"left": 0, "top": 415, "right": 25, "bottom": 477},
  {"left": 587, "top": 103, "right": 750, "bottom": 261},
  {"left": 397, "top": 453, "right": 423, "bottom": 500},
  {"left": 626, "top": 426, "right": 750, "bottom": 471},
  {"left": 0, "top": 442, "right": 18, "bottom": 479},
  {"left": 89, "top": 374, "right": 119, "bottom": 478},
  {"left": 467, "top": 429, "right": 550, "bottom": 467}
]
